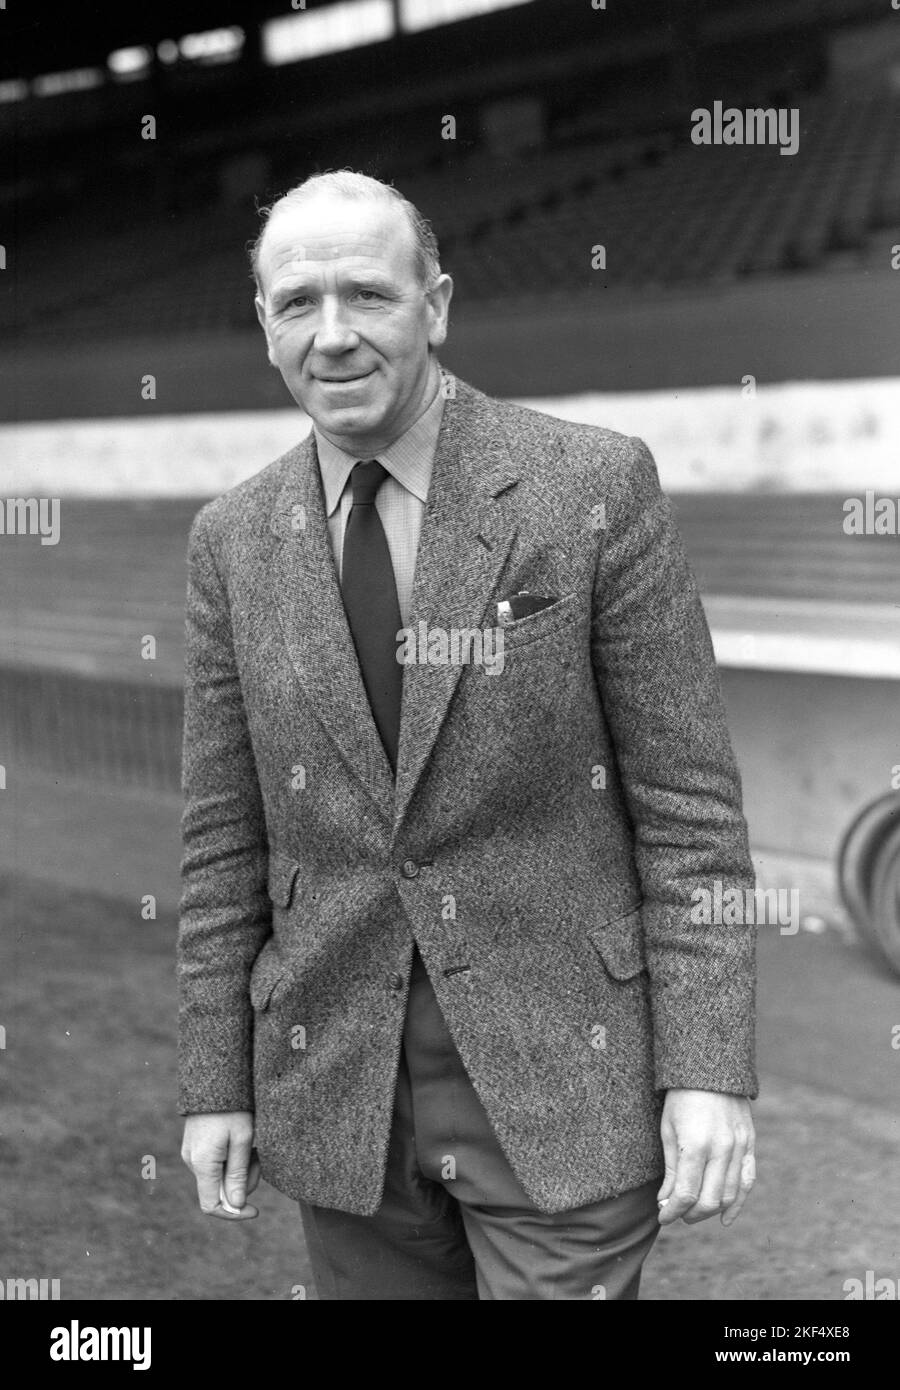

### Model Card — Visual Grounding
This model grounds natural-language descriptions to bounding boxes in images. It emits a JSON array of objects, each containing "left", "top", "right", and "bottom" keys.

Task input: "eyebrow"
[{"left": 270, "top": 272, "right": 396, "bottom": 306}]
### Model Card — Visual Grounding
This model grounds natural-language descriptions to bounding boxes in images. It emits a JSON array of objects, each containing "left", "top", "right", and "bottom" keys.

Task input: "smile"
[{"left": 316, "top": 371, "right": 374, "bottom": 384}]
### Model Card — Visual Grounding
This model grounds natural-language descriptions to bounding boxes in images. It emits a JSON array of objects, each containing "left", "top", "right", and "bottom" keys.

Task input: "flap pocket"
[
  {"left": 268, "top": 851, "right": 300, "bottom": 908},
  {"left": 587, "top": 906, "right": 646, "bottom": 980},
  {"left": 249, "top": 946, "right": 285, "bottom": 1012}
]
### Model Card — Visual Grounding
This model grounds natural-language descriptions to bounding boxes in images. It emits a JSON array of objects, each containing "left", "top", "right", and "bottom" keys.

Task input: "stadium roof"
[
  {"left": 4, "top": 0, "right": 385, "bottom": 81},
  {"left": 3, "top": 0, "right": 889, "bottom": 84}
]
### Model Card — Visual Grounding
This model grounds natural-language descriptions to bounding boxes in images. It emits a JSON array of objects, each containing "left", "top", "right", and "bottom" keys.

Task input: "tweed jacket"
[{"left": 177, "top": 374, "right": 757, "bottom": 1216}]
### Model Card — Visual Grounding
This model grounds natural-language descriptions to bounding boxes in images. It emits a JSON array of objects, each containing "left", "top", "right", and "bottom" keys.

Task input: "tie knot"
[{"left": 350, "top": 459, "right": 389, "bottom": 506}]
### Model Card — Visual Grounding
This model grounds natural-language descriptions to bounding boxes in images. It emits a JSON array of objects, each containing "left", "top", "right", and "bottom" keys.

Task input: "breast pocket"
[{"left": 491, "top": 591, "right": 582, "bottom": 655}]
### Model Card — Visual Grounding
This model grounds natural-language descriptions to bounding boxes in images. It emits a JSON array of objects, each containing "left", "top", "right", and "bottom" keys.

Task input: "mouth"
[{"left": 315, "top": 370, "right": 374, "bottom": 385}]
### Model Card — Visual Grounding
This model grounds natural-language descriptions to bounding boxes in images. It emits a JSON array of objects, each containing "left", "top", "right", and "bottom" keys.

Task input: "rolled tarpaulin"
[
  {"left": 870, "top": 814, "right": 900, "bottom": 975},
  {"left": 838, "top": 790, "right": 900, "bottom": 977}
]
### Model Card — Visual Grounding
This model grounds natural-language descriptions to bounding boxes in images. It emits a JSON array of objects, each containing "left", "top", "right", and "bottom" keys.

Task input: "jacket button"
[
  {"left": 388, "top": 973, "right": 404, "bottom": 992},
  {"left": 401, "top": 859, "right": 419, "bottom": 879}
]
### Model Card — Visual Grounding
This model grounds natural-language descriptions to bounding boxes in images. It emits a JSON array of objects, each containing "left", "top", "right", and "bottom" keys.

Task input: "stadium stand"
[{"left": 4, "top": 88, "right": 900, "bottom": 341}]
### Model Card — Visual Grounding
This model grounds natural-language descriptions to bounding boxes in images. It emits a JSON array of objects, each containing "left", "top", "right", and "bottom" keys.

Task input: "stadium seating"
[{"left": 2, "top": 90, "right": 900, "bottom": 342}]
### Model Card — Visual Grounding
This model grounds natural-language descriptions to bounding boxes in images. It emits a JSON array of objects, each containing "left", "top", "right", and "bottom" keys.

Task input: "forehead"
[{"left": 258, "top": 194, "right": 418, "bottom": 290}]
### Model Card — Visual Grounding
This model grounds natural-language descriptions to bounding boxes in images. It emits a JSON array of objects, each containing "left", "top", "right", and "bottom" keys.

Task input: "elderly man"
[{"left": 178, "top": 170, "right": 757, "bottom": 1301}]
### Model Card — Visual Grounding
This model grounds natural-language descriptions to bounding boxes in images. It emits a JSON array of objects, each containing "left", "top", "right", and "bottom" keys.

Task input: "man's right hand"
[{"left": 181, "top": 1112, "right": 260, "bottom": 1220}]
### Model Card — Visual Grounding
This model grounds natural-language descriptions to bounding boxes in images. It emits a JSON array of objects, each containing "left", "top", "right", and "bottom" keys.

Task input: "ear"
[
  {"left": 425, "top": 274, "right": 453, "bottom": 350},
  {"left": 255, "top": 295, "right": 278, "bottom": 367}
]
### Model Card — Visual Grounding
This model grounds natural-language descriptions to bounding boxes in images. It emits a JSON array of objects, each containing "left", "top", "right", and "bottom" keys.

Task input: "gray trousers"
[{"left": 299, "top": 944, "right": 661, "bottom": 1300}]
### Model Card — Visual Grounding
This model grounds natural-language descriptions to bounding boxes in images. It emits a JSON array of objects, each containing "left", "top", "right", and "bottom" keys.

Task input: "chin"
[{"left": 324, "top": 403, "right": 377, "bottom": 427}]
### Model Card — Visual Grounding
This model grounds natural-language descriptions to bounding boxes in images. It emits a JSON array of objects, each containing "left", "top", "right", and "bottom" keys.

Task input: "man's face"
[{"left": 255, "top": 193, "right": 452, "bottom": 454}]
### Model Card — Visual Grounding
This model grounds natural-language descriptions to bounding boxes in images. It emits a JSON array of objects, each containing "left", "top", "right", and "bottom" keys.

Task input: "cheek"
[
  {"left": 270, "top": 321, "right": 307, "bottom": 357},
  {"left": 373, "top": 315, "right": 426, "bottom": 361}
]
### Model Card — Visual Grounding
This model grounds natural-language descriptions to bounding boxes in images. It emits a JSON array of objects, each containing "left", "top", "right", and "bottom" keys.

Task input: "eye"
[
  {"left": 354, "top": 289, "right": 383, "bottom": 301},
  {"left": 286, "top": 295, "right": 311, "bottom": 309}
]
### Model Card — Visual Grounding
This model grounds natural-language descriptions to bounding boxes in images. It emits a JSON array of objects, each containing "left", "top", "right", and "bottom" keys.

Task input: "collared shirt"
[{"left": 314, "top": 371, "right": 446, "bottom": 629}]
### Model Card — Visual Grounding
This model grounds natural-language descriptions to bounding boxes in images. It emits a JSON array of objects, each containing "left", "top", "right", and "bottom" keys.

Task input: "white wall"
[{"left": 1, "top": 376, "right": 899, "bottom": 496}]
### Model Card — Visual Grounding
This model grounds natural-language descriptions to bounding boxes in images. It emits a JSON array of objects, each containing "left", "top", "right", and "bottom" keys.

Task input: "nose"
[{"left": 312, "top": 298, "right": 360, "bottom": 355}]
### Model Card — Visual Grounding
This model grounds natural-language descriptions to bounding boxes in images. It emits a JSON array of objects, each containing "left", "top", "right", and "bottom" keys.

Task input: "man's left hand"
[{"left": 656, "top": 1089, "right": 755, "bottom": 1227}]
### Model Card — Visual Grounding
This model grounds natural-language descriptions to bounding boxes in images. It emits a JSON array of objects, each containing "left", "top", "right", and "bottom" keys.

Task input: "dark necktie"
[{"left": 340, "top": 459, "right": 403, "bottom": 775}]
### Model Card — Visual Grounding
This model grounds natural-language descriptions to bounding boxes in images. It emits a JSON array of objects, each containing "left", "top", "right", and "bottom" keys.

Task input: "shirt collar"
[{"left": 314, "top": 370, "right": 447, "bottom": 517}]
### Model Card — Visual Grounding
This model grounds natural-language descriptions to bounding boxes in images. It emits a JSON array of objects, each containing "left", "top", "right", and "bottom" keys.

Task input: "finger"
[
  {"left": 656, "top": 1119, "right": 679, "bottom": 1210},
  {"left": 722, "top": 1150, "right": 756, "bottom": 1227},
  {"left": 658, "top": 1147, "right": 706, "bottom": 1226},
  {"left": 719, "top": 1141, "right": 744, "bottom": 1214},
  {"left": 682, "top": 1147, "right": 732, "bottom": 1224},
  {"left": 223, "top": 1135, "right": 253, "bottom": 1210},
  {"left": 213, "top": 1180, "right": 259, "bottom": 1220},
  {"left": 207, "top": 1203, "right": 259, "bottom": 1221},
  {"left": 194, "top": 1163, "right": 225, "bottom": 1215},
  {"left": 219, "top": 1180, "right": 243, "bottom": 1214},
  {"left": 246, "top": 1149, "right": 261, "bottom": 1196}
]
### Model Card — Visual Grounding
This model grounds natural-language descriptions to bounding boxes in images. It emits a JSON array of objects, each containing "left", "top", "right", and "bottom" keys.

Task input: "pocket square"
[{"left": 496, "top": 590, "right": 559, "bottom": 626}]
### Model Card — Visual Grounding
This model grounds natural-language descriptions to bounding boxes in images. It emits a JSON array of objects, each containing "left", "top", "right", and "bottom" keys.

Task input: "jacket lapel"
[
  {"left": 392, "top": 382, "right": 521, "bottom": 832},
  {"left": 267, "top": 381, "right": 523, "bottom": 836},
  {"left": 269, "top": 432, "right": 397, "bottom": 824}
]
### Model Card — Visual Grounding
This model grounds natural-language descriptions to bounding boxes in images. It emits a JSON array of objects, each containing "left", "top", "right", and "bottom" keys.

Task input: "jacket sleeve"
[
  {"left": 176, "top": 502, "right": 271, "bottom": 1115},
  {"left": 590, "top": 436, "right": 758, "bottom": 1097}
]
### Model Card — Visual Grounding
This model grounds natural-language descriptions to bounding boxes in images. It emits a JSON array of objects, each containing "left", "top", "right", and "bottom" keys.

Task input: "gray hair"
[{"left": 250, "top": 169, "right": 442, "bottom": 296}]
